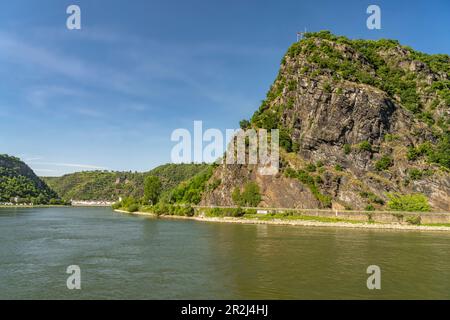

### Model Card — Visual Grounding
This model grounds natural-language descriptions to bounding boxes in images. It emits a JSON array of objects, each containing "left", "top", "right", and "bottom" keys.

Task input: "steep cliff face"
[{"left": 201, "top": 32, "right": 450, "bottom": 211}]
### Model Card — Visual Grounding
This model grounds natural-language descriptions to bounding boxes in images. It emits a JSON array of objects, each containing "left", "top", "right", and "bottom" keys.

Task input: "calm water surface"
[{"left": 0, "top": 207, "right": 449, "bottom": 299}]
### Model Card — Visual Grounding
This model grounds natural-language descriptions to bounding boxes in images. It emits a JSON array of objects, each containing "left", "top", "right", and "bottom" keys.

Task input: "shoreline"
[
  {"left": 0, "top": 205, "right": 71, "bottom": 209},
  {"left": 115, "top": 210, "right": 450, "bottom": 232}
]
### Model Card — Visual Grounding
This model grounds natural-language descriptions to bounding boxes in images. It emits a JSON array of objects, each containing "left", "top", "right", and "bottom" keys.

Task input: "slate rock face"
[{"left": 201, "top": 32, "right": 450, "bottom": 211}]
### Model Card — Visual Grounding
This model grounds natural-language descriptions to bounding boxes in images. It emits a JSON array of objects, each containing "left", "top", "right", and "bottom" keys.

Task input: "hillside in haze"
[
  {"left": 201, "top": 31, "right": 450, "bottom": 211},
  {"left": 0, "top": 154, "right": 59, "bottom": 204}
]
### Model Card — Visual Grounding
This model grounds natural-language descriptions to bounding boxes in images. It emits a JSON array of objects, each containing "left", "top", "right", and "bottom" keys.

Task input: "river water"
[{"left": 0, "top": 207, "right": 449, "bottom": 299}]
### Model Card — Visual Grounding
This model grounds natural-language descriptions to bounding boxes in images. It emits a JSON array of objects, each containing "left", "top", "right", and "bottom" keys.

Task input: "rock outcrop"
[{"left": 201, "top": 32, "right": 450, "bottom": 211}]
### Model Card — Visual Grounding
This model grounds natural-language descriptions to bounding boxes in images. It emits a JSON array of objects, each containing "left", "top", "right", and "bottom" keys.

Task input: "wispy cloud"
[
  {"left": 29, "top": 161, "right": 109, "bottom": 170},
  {"left": 24, "top": 157, "right": 43, "bottom": 162},
  {"left": 32, "top": 168, "right": 58, "bottom": 173}
]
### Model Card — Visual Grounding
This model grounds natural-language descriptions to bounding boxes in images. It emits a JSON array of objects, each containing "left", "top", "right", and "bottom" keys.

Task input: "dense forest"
[{"left": 0, "top": 154, "right": 61, "bottom": 204}]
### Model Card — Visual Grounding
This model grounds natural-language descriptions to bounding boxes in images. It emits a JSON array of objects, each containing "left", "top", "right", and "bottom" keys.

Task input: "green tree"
[
  {"left": 387, "top": 193, "right": 430, "bottom": 212},
  {"left": 231, "top": 182, "right": 262, "bottom": 207},
  {"left": 144, "top": 175, "right": 162, "bottom": 205},
  {"left": 239, "top": 119, "right": 251, "bottom": 130}
]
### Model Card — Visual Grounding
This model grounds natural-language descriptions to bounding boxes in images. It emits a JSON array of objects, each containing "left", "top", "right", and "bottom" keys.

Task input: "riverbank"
[
  {"left": 0, "top": 205, "right": 71, "bottom": 208},
  {"left": 115, "top": 209, "right": 450, "bottom": 232}
]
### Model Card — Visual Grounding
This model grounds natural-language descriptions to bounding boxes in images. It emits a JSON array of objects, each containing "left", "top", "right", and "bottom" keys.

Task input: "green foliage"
[
  {"left": 343, "top": 144, "right": 352, "bottom": 155},
  {"left": 148, "top": 203, "right": 195, "bottom": 217},
  {"left": 408, "top": 168, "right": 433, "bottom": 180},
  {"left": 405, "top": 215, "right": 422, "bottom": 225},
  {"left": 407, "top": 137, "right": 449, "bottom": 169},
  {"left": 143, "top": 175, "right": 162, "bottom": 205},
  {"left": 169, "top": 166, "right": 214, "bottom": 204},
  {"left": 408, "top": 168, "right": 422, "bottom": 180},
  {"left": 0, "top": 154, "right": 59, "bottom": 204},
  {"left": 285, "top": 168, "right": 332, "bottom": 208},
  {"left": 203, "top": 207, "right": 246, "bottom": 217},
  {"left": 232, "top": 182, "right": 262, "bottom": 207},
  {"left": 115, "top": 196, "right": 140, "bottom": 212},
  {"left": 43, "top": 163, "right": 209, "bottom": 201},
  {"left": 128, "top": 204, "right": 139, "bottom": 213},
  {"left": 427, "top": 132, "right": 450, "bottom": 169},
  {"left": 374, "top": 155, "right": 393, "bottom": 171},
  {"left": 279, "top": 128, "right": 293, "bottom": 152},
  {"left": 387, "top": 193, "right": 431, "bottom": 212},
  {"left": 365, "top": 204, "right": 375, "bottom": 211},
  {"left": 305, "top": 163, "right": 317, "bottom": 172},
  {"left": 334, "top": 164, "right": 344, "bottom": 172},
  {"left": 239, "top": 119, "right": 251, "bottom": 130},
  {"left": 358, "top": 141, "right": 372, "bottom": 152},
  {"left": 360, "top": 191, "right": 385, "bottom": 205},
  {"left": 283, "top": 32, "right": 450, "bottom": 124},
  {"left": 384, "top": 134, "right": 399, "bottom": 142}
]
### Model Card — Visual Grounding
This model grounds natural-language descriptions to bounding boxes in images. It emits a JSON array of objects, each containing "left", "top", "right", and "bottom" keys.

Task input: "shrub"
[
  {"left": 239, "top": 119, "right": 251, "bottom": 130},
  {"left": 359, "top": 141, "right": 372, "bottom": 152},
  {"left": 180, "top": 205, "right": 195, "bottom": 217},
  {"left": 306, "top": 163, "right": 317, "bottom": 172},
  {"left": 408, "top": 168, "right": 424, "bottom": 180},
  {"left": 384, "top": 134, "right": 399, "bottom": 142},
  {"left": 128, "top": 204, "right": 139, "bottom": 213},
  {"left": 279, "top": 129, "right": 293, "bottom": 152},
  {"left": 405, "top": 215, "right": 421, "bottom": 225},
  {"left": 387, "top": 193, "right": 431, "bottom": 212},
  {"left": 343, "top": 144, "right": 351, "bottom": 155},
  {"left": 229, "top": 207, "right": 245, "bottom": 217},
  {"left": 407, "top": 142, "right": 432, "bottom": 161},
  {"left": 365, "top": 204, "right": 375, "bottom": 211},
  {"left": 118, "top": 196, "right": 140, "bottom": 212},
  {"left": 334, "top": 164, "right": 344, "bottom": 171},
  {"left": 232, "top": 182, "right": 262, "bottom": 207},
  {"left": 375, "top": 156, "right": 393, "bottom": 171},
  {"left": 288, "top": 169, "right": 332, "bottom": 208},
  {"left": 111, "top": 202, "right": 121, "bottom": 210}
]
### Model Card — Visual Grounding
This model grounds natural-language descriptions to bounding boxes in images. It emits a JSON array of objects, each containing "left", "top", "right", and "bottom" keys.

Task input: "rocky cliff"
[{"left": 201, "top": 31, "right": 450, "bottom": 211}]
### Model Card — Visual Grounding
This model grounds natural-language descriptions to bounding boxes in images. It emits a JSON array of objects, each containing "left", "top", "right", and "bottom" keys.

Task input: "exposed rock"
[{"left": 201, "top": 32, "right": 450, "bottom": 211}]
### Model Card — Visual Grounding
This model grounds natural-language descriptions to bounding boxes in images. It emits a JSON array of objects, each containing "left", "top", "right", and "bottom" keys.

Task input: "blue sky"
[{"left": 0, "top": 0, "right": 449, "bottom": 176}]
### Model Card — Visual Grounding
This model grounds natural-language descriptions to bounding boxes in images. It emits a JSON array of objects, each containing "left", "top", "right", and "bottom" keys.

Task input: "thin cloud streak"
[{"left": 29, "top": 162, "right": 109, "bottom": 170}]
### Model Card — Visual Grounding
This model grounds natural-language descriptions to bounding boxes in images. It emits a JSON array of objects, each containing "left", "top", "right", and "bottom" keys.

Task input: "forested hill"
[
  {"left": 42, "top": 163, "right": 210, "bottom": 201},
  {"left": 0, "top": 154, "right": 59, "bottom": 204}
]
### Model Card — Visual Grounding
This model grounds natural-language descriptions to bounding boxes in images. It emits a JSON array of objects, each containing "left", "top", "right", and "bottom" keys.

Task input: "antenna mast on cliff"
[{"left": 296, "top": 27, "right": 307, "bottom": 42}]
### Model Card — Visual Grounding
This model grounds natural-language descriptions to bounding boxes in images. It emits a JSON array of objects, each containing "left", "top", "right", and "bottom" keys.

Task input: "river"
[{"left": 0, "top": 207, "right": 449, "bottom": 299}]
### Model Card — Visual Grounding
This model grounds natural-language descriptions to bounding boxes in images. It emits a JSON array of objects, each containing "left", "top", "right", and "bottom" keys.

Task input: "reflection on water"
[{"left": 0, "top": 207, "right": 449, "bottom": 299}]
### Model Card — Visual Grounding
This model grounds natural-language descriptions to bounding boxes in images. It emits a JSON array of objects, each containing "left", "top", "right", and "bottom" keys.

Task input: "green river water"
[{"left": 0, "top": 207, "right": 449, "bottom": 299}]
